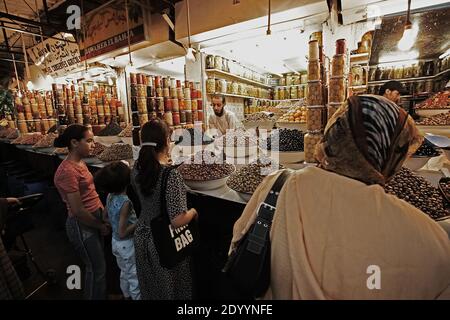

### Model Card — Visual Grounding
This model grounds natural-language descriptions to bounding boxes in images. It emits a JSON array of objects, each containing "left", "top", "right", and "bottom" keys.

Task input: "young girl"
[
  {"left": 131, "top": 119, "right": 198, "bottom": 300},
  {"left": 95, "top": 161, "right": 140, "bottom": 300},
  {"left": 53, "top": 124, "right": 108, "bottom": 300}
]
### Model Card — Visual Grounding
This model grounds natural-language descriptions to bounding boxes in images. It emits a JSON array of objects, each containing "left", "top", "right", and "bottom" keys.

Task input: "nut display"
[
  {"left": 243, "top": 112, "right": 274, "bottom": 123},
  {"left": 304, "top": 132, "right": 323, "bottom": 163},
  {"left": 385, "top": 167, "right": 449, "bottom": 220},
  {"left": 218, "top": 129, "right": 257, "bottom": 147},
  {"left": 306, "top": 107, "right": 326, "bottom": 131},
  {"left": 439, "top": 179, "right": 450, "bottom": 202},
  {"left": 97, "top": 122, "right": 122, "bottom": 136},
  {"left": 416, "top": 111, "right": 450, "bottom": 126},
  {"left": 88, "top": 142, "right": 106, "bottom": 157},
  {"left": 33, "top": 133, "right": 57, "bottom": 148},
  {"left": 12, "top": 133, "right": 42, "bottom": 145},
  {"left": 178, "top": 151, "right": 235, "bottom": 181},
  {"left": 227, "top": 158, "right": 283, "bottom": 194},
  {"left": 264, "top": 129, "right": 305, "bottom": 152},
  {"left": 415, "top": 91, "right": 449, "bottom": 109},
  {"left": 174, "top": 128, "right": 214, "bottom": 146},
  {"left": 277, "top": 105, "right": 307, "bottom": 123},
  {"left": 0, "top": 128, "right": 17, "bottom": 139},
  {"left": 118, "top": 123, "right": 133, "bottom": 137},
  {"left": 413, "top": 140, "right": 440, "bottom": 157},
  {"left": 98, "top": 143, "right": 132, "bottom": 162}
]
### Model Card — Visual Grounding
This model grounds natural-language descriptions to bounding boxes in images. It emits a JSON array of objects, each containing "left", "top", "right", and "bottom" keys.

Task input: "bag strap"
[
  {"left": 246, "top": 170, "right": 291, "bottom": 255},
  {"left": 159, "top": 165, "right": 175, "bottom": 220}
]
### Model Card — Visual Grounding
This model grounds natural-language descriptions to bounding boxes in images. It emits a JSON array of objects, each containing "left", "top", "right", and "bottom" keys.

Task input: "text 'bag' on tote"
[{"left": 151, "top": 167, "right": 199, "bottom": 269}]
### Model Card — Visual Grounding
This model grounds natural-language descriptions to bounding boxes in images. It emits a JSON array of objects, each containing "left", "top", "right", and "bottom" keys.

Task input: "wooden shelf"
[
  {"left": 205, "top": 69, "right": 272, "bottom": 89},
  {"left": 207, "top": 92, "right": 272, "bottom": 100},
  {"left": 349, "top": 85, "right": 367, "bottom": 90},
  {"left": 369, "top": 76, "right": 434, "bottom": 85},
  {"left": 275, "top": 84, "right": 307, "bottom": 89},
  {"left": 350, "top": 52, "right": 370, "bottom": 59},
  {"left": 368, "top": 69, "right": 449, "bottom": 85}
]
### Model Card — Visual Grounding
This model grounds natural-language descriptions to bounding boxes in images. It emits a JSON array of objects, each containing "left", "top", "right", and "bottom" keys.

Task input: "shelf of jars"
[
  {"left": 205, "top": 69, "right": 272, "bottom": 89},
  {"left": 13, "top": 90, "right": 57, "bottom": 134},
  {"left": 129, "top": 73, "right": 204, "bottom": 129},
  {"left": 52, "top": 82, "right": 124, "bottom": 135},
  {"left": 207, "top": 92, "right": 274, "bottom": 101}
]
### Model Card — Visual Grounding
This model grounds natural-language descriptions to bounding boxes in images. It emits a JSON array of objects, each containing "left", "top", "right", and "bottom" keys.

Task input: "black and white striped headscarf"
[{"left": 359, "top": 95, "right": 400, "bottom": 171}]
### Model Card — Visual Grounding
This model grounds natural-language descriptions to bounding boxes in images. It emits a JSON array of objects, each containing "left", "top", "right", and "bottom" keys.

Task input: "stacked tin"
[
  {"left": 15, "top": 89, "right": 57, "bottom": 134},
  {"left": 328, "top": 39, "right": 347, "bottom": 122},
  {"left": 304, "top": 34, "right": 327, "bottom": 164}
]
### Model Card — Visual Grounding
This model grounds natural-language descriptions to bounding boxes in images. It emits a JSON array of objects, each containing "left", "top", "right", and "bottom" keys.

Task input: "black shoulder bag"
[
  {"left": 151, "top": 166, "right": 199, "bottom": 269},
  {"left": 222, "top": 170, "right": 291, "bottom": 298}
]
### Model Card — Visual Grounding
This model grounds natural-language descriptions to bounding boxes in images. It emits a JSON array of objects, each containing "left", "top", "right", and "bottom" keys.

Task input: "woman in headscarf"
[{"left": 230, "top": 95, "right": 450, "bottom": 299}]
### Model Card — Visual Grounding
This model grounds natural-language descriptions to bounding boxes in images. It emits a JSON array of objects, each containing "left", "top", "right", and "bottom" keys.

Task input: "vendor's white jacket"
[{"left": 208, "top": 109, "right": 242, "bottom": 136}]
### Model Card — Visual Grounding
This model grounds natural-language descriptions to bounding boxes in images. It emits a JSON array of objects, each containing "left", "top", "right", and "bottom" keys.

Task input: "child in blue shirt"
[{"left": 96, "top": 161, "right": 140, "bottom": 300}]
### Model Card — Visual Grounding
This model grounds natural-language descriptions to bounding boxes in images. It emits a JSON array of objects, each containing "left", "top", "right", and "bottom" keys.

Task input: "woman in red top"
[{"left": 54, "top": 124, "right": 109, "bottom": 300}]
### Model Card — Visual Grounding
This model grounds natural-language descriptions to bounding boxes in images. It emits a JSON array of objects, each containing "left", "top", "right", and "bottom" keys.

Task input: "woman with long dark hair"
[
  {"left": 131, "top": 119, "right": 197, "bottom": 300},
  {"left": 54, "top": 124, "right": 108, "bottom": 300}
]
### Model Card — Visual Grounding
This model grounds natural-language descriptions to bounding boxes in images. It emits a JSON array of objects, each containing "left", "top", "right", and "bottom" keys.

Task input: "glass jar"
[
  {"left": 308, "top": 61, "right": 321, "bottom": 81},
  {"left": 297, "top": 86, "right": 305, "bottom": 99},
  {"left": 307, "top": 81, "right": 323, "bottom": 105},
  {"left": 331, "top": 55, "right": 346, "bottom": 77},
  {"left": 351, "top": 65, "right": 364, "bottom": 86},
  {"left": 214, "top": 56, "right": 223, "bottom": 70},
  {"left": 328, "top": 77, "right": 345, "bottom": 103},
  {"left": 290, "top": 86, "right": 298, "bottom": 99},
  {"left": 206, "top": 78, "right": 216, "bottom": 94},
  {"left": 231, "top": 81, "right": 239, "bottom": 94},
  {"left": 304, "top": 132, "right": 323, "bottom": 163},
  {"left": 300, "top": 74, "right": 308, "bottom": 84},
  {"left": 306, "top": 107, "right": 326, "bottom": 131},
  {"left": 206, "top": 55, "right": 215, "bottom": 69}
]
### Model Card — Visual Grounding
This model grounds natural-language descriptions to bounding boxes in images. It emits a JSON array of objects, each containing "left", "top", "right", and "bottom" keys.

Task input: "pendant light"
[
  {"left": 398, "top": 0, "right": 418, "bottom": 51},
  {"left": 185, "top": 0, "right": 196, "bottom": 62}
]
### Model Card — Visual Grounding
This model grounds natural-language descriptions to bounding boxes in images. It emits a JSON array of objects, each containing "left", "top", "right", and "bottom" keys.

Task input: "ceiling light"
[
  {"left": 26, "top": 81, "right": 33, "bottom": 91},
  {"left": 398, "top": 0, "right": 418, "bottom": 51}
]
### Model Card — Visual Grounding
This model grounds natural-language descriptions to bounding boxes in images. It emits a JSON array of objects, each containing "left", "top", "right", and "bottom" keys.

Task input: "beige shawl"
[{"left": 230, "top": 167, "right": 450, "bottom": 299}]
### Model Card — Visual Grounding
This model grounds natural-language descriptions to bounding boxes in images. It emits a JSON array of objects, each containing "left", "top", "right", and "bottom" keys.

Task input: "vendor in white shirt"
[{"left": 207, "top": 95, "right": 242, "bottom": 136}]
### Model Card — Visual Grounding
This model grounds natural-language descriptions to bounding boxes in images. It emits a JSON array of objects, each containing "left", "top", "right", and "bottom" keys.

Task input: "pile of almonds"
[
  {"left": 118, "top": 123, "right": 133, "bottom": 137},
  {"left": 33, "top": 133, "right": 58, "bottom": 148},
  {"left": 98, "top": 143, "right": 133, "bottom": 162},
  {"left": 218, "top": 129, "right": 257, "bottom": 147},
  {"left": 227, "top": 157, "right": 283, "bottom": 194},
  {"left": 416, "top": 111, "right": 450, "bottom": 126},
  {"left": 87, "top": 142, "right": 106, "bottom": 158},
  {"left": 12, "top": 133, "right": 42, "bottom": 145},
  {"left": 177, "top": 150, "right": 235, "bottom": 181}
]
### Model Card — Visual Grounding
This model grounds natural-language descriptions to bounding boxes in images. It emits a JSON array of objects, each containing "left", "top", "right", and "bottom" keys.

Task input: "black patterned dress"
[{"left": 131, "top": 165, "right": 192, "bottom": 300}]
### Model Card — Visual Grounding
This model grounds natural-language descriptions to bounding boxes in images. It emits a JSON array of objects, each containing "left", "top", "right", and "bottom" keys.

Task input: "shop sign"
[
  {"left": 27, "top": 35, "right": 83, "bottom": 77},
  {"left": 79, "top": 0, "right": 146, "bottom": 61}
]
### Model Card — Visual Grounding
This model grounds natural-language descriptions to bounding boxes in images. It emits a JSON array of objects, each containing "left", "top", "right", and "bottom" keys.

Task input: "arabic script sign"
[
  {"left": 27, "top": 34, "right": 83, "bottom": 77},
  {"left": 79, "top": 0, "right": 145, "bottom": 61}
]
